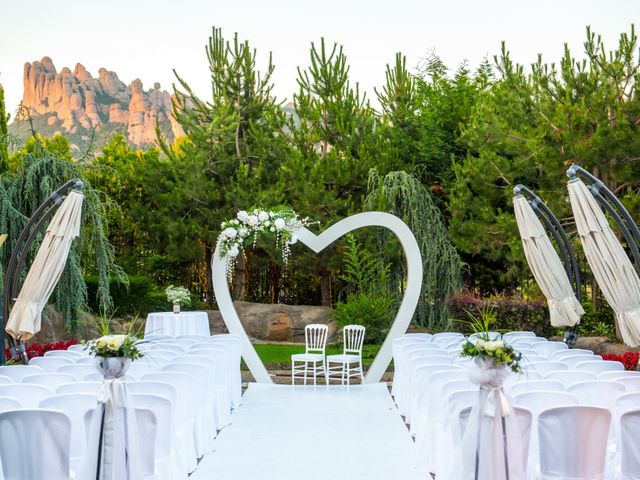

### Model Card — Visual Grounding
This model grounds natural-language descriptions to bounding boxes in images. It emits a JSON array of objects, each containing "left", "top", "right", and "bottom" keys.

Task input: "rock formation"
[{"left": 20, "top": 56, "right": 182, "bottom": 145}]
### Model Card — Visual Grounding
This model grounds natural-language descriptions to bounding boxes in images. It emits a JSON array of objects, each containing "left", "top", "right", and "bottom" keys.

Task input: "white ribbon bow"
[
  {"left": 482, "top": 386, "right": 511, "bottom": 418},
  {"left": 98, "top": 378, "right": 127, "bottom": 408}
]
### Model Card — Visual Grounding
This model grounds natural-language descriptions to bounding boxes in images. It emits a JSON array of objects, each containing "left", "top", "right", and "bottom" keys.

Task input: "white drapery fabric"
[
  {"left": 513, "top": 195, "right": 584, "bottom": 327},
  {"left": 6, "top": 190, "right": 83, "bottom": 340},
  {"left": 82, "top": 357, "right": 141, "bottom": 480},
  {"left": 452, "top": 358, "right": 528, "bottom": 480},
  {"left": 568, "top": 179, "right": 640, "bottom": 346}
]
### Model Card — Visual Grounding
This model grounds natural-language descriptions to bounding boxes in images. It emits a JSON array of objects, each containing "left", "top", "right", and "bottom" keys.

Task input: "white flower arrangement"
[
  {"left": 217, "top": 206, "right": 313, "bottom": 280},
  {"left": 87, "top": 334, "right": 144, "bottom": 360},
  {"left": 165, "top": 285, "right": 192, "bottom": 306}
]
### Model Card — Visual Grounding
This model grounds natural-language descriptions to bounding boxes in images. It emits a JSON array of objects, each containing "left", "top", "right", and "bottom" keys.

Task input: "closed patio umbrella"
[
  {"left": 5, "top": 190, "right": 83, "bottom": 340},
  {"left": 513, "top": 195, "right": 584, "bottom": 327},
  {"left": 568, "top": 178, "right": 640, "bottom": 346}
]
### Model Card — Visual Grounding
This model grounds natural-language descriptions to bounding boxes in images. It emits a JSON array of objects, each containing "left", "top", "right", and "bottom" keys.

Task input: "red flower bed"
[
  {"left": 4, "top": 339, "right": 78, "bottom": 361},
  {"left": 602, "top": 352, "right": 639, "bottom": 371}
]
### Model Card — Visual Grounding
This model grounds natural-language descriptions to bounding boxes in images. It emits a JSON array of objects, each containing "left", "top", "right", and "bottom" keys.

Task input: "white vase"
[{"left": 173, "top": 302, "right": 181, "bottom": 314}]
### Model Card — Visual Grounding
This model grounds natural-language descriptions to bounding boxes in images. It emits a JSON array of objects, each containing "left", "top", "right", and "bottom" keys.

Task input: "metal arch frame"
[
  {"left": 513, "top": 184, "right": 582, "bottom": 345},
  {"left": 566, "top": 164, "right": 640, "bottom": 272},
  {"left": 1, "top": 178, "right": 84, "bottom": 365}
]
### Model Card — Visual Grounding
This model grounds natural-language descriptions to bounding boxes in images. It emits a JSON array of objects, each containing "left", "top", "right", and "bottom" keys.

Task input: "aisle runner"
[{"left": 193, "top": 383, "right": 423, "bottom": 480}]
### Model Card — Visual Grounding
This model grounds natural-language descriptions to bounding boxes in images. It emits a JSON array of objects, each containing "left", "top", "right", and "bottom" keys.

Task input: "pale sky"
[{"left": 0, "top": 0, "right": 636, "bottom": 116}]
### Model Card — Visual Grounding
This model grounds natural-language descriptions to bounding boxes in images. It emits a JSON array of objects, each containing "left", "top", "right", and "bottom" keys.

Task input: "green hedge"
[
  {"left": 85, "top": 275, "right": 171, "bottom": 317},
  {"left": 445, "top": 291, "right": 556, "bottom": 337}
]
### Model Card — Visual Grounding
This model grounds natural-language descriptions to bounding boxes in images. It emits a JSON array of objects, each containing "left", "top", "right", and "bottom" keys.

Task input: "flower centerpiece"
[
  {"left": 165, "top": 285, "right": 192, "bottom": 314},
  {"left": 217, "top": 206, "right": 314, "bottom": 280},
  {"left": 87, "top": 334, "right": 144, "bottom": 378},
  {"left": 460, "top": 335, "right": 522, "bottom": 375}
]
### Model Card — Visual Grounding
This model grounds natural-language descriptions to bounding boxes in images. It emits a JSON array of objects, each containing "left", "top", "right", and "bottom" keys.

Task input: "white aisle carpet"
[{"left": 192, "top": 382, "right": 424, "bottom": 480}]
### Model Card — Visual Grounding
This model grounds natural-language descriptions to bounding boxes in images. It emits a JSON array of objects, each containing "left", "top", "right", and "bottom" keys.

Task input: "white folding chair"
[
  {"left": 22, "top": 373, "right": 76, "bottom": 390},
  {"left": 575, "top": 360, "right": 625, "bottom": 374},
  {"left": 553, "top": 348, "right": 595, "bottom": 360},
  {"left": 143, "top": 372, "right": 198, "bottom": 473},
  {"left": 0, "top": 384, "right": 52, "bottom": 408},
  {"left": 543, "top": 370, "right": 597, "bottom": 387},
  {"left": 0, "top": 409, "right": 73, "bottom": 480},
  {"left": 28, "top": 356, "right": 72, "bottom": 372},
  {"left": 130, "top": 393, "right": 186, "bottom": 480},
  {"left": 57, "top": 364, "right": 98, "bottom": 380},
  {"left": 177, "top": 334, "right": 210, "bottom": 341},
  {"left": 291, "top": 324, "right": 328, "bottom": 386},
  {"left": 74, "top": 357, "right": 95, "bottom": 365},
  {"left": 619, "top": 409, "right": 640, "bottom": 480},
  {"left": 43, "top": 350, "right": 82, "bottom": 360},
  {"left": 431, "top": 333, "right": 464, "bottom": 345},
  {"left": 150, "top": 344, "right": 185, "bottom": 355},
  {"left": 599, "top": 370, "right": 640, "bottom": 381},
  {"left": 134, "top": 407, "right": 158, "bottom": 480},
  {"left": 128, "top": 363, "right": 160, "bottom": 379},
  {"left": 66, "top": 344, "right": 88, "bottom": 354},
  {"left": 503, "top": 331, "right": 536, "bottom": 341},
  {"left": 162, "top": 363, "right": 215, "bottom": 456},
  {"left": 167, "top": 339, "right": 198, "bottom": 350},
  {"left": 39, "top": 393, "right": 98, "bottom": 473},
  {"left": 0, "top": 376, "right": 12, "bottom": 385},
  {"left": 0, "top": 365, "right": 43, "bottom": 382},
  {"left": 508, "top": 379, "right": 564, "bottom": 397},
  {"left": 0, "top": 397, "right": 21, "bottom": 411},
  {"left": 533, "top": 341, "right": 568, "bottom": 357},
  {"left": 610, "top": 376, "right": 640, "bottom": 393},
  {"left": 563, "top": 354, "right": 603, "bottom": 369},
  {"left": 538, "top": 406, "right": 611, "bottom": 479},
  {"left": 393, "top": 343, "right": 443, "bottom": 414},
  {"left": 209, "top": 334, "right": 243, "bottom": 407},
  {"left": 327, "top": 324, "right": 365, "bottom": 385},
  {"left": 56, "top": 381, "right": 102, "bottom": 395},
  {"left": 566, "top": 380, "right": 625, "bottom": 410},
  {"left": 189, "top": 346, "right": 232, "bottom": 428},
  {"left": 525, "top": 361, "right": 568, "bottom": 377}
]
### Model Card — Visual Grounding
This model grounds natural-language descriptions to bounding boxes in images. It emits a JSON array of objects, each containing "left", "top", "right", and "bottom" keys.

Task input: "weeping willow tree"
[
  {"left": 0, "top": 127, "right": 124, "bottom": 334},
  {"left": 365, "top": 169, "right": 463, "bottom": 328}
]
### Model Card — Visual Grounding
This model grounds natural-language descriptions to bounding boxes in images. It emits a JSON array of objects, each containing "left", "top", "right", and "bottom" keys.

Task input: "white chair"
[
  {"left": 84, "top": 372, "right": 107, "bottom": 382},
  {"left": 566, "top": 380, "right": 626, "bottom": 410},
  {"left": 130, "top": 393, "right": 185, "bottom": 480},
  {"left": 0, "top": 384, "right": 52, "bottom": 408},
  {"left": 599, "top": 370, "right": 640, "bottom": 381},
  {"left": 553, "top": 348, "right": 595, "bottom": 360},
  {"left": 209, "top": 334, "right": 243, "bottom": 407},
  {"left": 291, "top": 324, "right": 328, "bottom": 386},
  {"left": 189, "top": 346, "right": 232, "bottom": 429},
  {"left": 327, "top": 325, "right": 365, "bottom": 385},
  {"left": 143, "top": 372, "right": 198, "bottom": 473},
  {"left": 611, "top": 376, "right": 640, "bottom": 393},
  {"left": 57, "top": 364, "right": 98, "bottom": 380},
  {"left": 28, "top": 356, "right": 73, "bottom": 372},
  {"left": 525, "top": 361, "right": 569, "bottom": 377},
  {"left": 533, "top": 341, "right": 568, "bottom": 357},
  {"left": 128, "top": 363, "right": 160, "bottom": 379},
  {"left": 39, "top": 393, "right": 98, "bottom": 473},
  {"left": 57, "top": 381, "right": 102, "bottom": 395},
  {"left": 66, "top": 344, "right": 88, "bottom": 354},
  {"left": 503, "top": 331, "right": 536, "bottom": 341},
  {"left": 615, "top": 392, "right": 640, "bottom": 425},
  {"left": 0, "top": 365, "right": 44, "bottom": 382},
  {"left": 431, "top": 333, "right": 464, "bottom": 345},
  {"left": 538, "top": 406, "right": 611, "bottom": 479},
  {"left": 543, "top": 370, "right": 597, "bottom": 387},
  {"left": 177, "top": 334, "right": 210, "bottom": 340},
  {"left": 563, "top": 354, "right": 603, "bottom": 369},
  {"left": 0, "top": 409, "right": 73, "bottom": 480},
  {"left": 43, "top": 350, "right": 82, "bottom": 360},
  {"left": 74, "top": 356, "right": 95, "bottom": 365},
  {"left": 619, "top": 409, "right": 640, "bottom": 480},
  {"left": 134, "top": 407, "right": 158, "bottom": 480},
  {"left": 575, "top": 360, "right": 625, "bottom": 374},
  {"left": 0, "top": 376, "right": 12, "bottom": 385},
  {"left": 508, "top": 379, "right": 564, "bottom": 397},
  {"left": 162, "top": 362, "right": 215, "bottom": 456},
  {"left": 393, "top": 343, "right": 443, "bottom": 414},
  {"left": 0, "top": 397, "right": 21, "bottom": 411},
  {"left": 22, "top": 373, "right": 76, "bottom": 390},
  {"left": 150, "top": 344, "right": 185, "bottom": 355}
]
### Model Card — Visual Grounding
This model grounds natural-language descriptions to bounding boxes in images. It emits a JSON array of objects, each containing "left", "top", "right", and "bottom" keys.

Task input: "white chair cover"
[
  {"left": 0, "top": 409, "right": 72, "bottom": 480},
  {"left": 503, "top": 331, "right": 536, "bottom": 341},
  {"left": 562, "top": 354, "right": 603, "bottom": 368},
  {"left": 39, "top": 393, "right": 98, "bottom": 473},
  {"left": 0, "top": 397, "right": 21, "bottom": 411},
  {"left": 0, "top": 365, "right": 44, "bottom": 381},
  {"left": 533, "top": 341, "right": 568, "bottom": 357},
  {"left": 508, "top": 379, "right": 564, "bottom": 397},
  {"left": 525, "top": 361, "right": 568, "bottom": 377},
  {"left": 553, "top": 348, "right": 594, "bottom": 359},
  {"left": 57, "top": 381, "right": 102, "bottom": 395},
  {"left": 58, "top": 364, "right": 100, "bottom": 380},
  {"left": 600, "top": 371, "right": 640, "bottom": 381},
  {"left": 43, "top": 350, "right": 82, "bottom": 359},
  {"left": 0, "top": 376, "right": 12, "bottom": 385},
  {"left": 612, "top": 377, "right": 640, "bottom": 393},
  {"left": 575, "top": 360, "right": 625, "bottom": 374},
  {"left": 28, "top": 356, "right": 72, "bottom": 372},
  {"left": 22, "top": 373, "right": 76, "bottom": 390},
  {"left": 544, "top": 370, "right": 597, "bottom": 387},
  {"left": 0, "top": 384, "right": 52, "bottom": 408},
  {"left": 190, "top": 346, "right": 232, "bottom": 428},
  {"left": 67, "top": 344, "right": 89, "bottom": 354},
  {"left": 390, "top": 338, "right": 432, "bottom": 405},
  {"left": 538, "top": 405, "right": 611, "bottom": 479},
  {"left": 133, "top": 408, "right": 157, "bottom": 480},
  {"left": 619, "top": 409, "right": 640, "bottom": 480},
  {"left": 209, "top": 335, "right": 242, "bottom": 408}
]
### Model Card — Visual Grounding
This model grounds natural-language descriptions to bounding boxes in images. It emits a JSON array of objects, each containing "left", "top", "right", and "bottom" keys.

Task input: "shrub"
[
  {"left": 332, "top": 291, "right": 395, "bottom": 344},
  {"left": 602, "top": 352, "right": 639, "bottom": 371},
  {"left": 446, "top": 290, "right": 554, "bottom": 337},
  {"left": 5, "top": 339, "right": 78, "bottom": 362},
  {"left": 578, "top": 302, "right": 617, "bottom": 340}
]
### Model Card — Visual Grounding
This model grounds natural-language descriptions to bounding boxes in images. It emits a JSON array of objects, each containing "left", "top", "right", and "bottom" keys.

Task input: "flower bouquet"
[
  {"left": 165, "top": 285, "right": 191, "bottom": 313},
  {"left": 460, "top": 336, "right": 522, "bottom": 374}
]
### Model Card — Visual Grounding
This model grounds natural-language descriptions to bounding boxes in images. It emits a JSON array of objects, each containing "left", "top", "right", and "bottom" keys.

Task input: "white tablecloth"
[{"left": 145, "top": 311, "right": 210, "bottom": 337}]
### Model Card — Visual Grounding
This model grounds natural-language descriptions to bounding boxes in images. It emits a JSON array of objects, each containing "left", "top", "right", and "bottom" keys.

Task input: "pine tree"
[{"left": 0, "top": 84, "right": 9, "bottom": 173}]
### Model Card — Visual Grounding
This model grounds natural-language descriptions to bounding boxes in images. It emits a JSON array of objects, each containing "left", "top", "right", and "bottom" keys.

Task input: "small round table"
[{"left": 144, "top": 311, "right": 210, "bottom": 337}]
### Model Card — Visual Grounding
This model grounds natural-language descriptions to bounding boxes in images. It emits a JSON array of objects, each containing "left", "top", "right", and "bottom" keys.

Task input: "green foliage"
[
  {"left": 0, "top": 85, "right": 9, "bottom": 172},
  {"left": 332, "top": 291, "right": 396, "bottom": 344},
  {"left": 578, "top": 302, "right": 617, "bottom": 340},
  {"left": 85, "top": 275, "right": 168, "bottom": 317},
  {"left": 461, "top": 301, "right": 498, "bottom": 333},
  {"left": 338, "top": 234, "right": 390, "bottom": 294},
  {"left": 365, "top": 169, "right": 463, "bottom": 328}
]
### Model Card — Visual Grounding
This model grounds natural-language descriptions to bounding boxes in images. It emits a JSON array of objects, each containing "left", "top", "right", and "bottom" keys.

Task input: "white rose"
[
  {"left": 228, "top": 245, "right": 240, "bottom": 257},
  {"left": 258, "top": 211, "right": 269, "bottom": 222},
  {"left": 264, "top": 220, "right": 271, "bottom": 227},
  {"left": 239, "top": 228, "right": 249, "bottom": 237},
  {"left": 483, "top": 341, "right": 497, "bottom": 352},
  {"left": 220, "top": 222, "right": 226, "bottom": 229},
  {"left": 247, "top": 215, "right": 259, "bottom": 227},
  {"left": 476, "top": 339, "right": 485, "bottom": 348},
  {"left": 222, "top": 227, "right": 237, "bottom": 239},
  {"left": 274, "top": 218, "right": 286, "bottom": 230},
  {"left": 237, "top": 210, "right": 249, "bottom": 222},
  {"left": 495, "top": 340, "right": 505, "bottom": 349}
]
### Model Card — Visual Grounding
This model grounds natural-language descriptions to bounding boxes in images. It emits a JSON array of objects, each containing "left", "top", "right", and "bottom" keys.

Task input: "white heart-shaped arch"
[{"left": 212, "top": 211, "right": 423, "bottom": 383}]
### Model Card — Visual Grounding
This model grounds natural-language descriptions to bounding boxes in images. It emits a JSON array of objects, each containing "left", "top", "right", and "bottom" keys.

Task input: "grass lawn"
[{"left": 253, "top": 343, "right": 380, "bottom": 366}]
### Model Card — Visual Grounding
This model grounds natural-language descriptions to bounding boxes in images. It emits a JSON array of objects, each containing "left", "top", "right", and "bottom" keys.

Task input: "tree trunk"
[
  {"left": 204, "top": 243, "right": 215, "bottom": 306},
  {"left": 233, "top": 252, "right": 248, "bottom": 301},
  {"left": 320, "top": 271, "right": 332, "bottom": 306}
]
